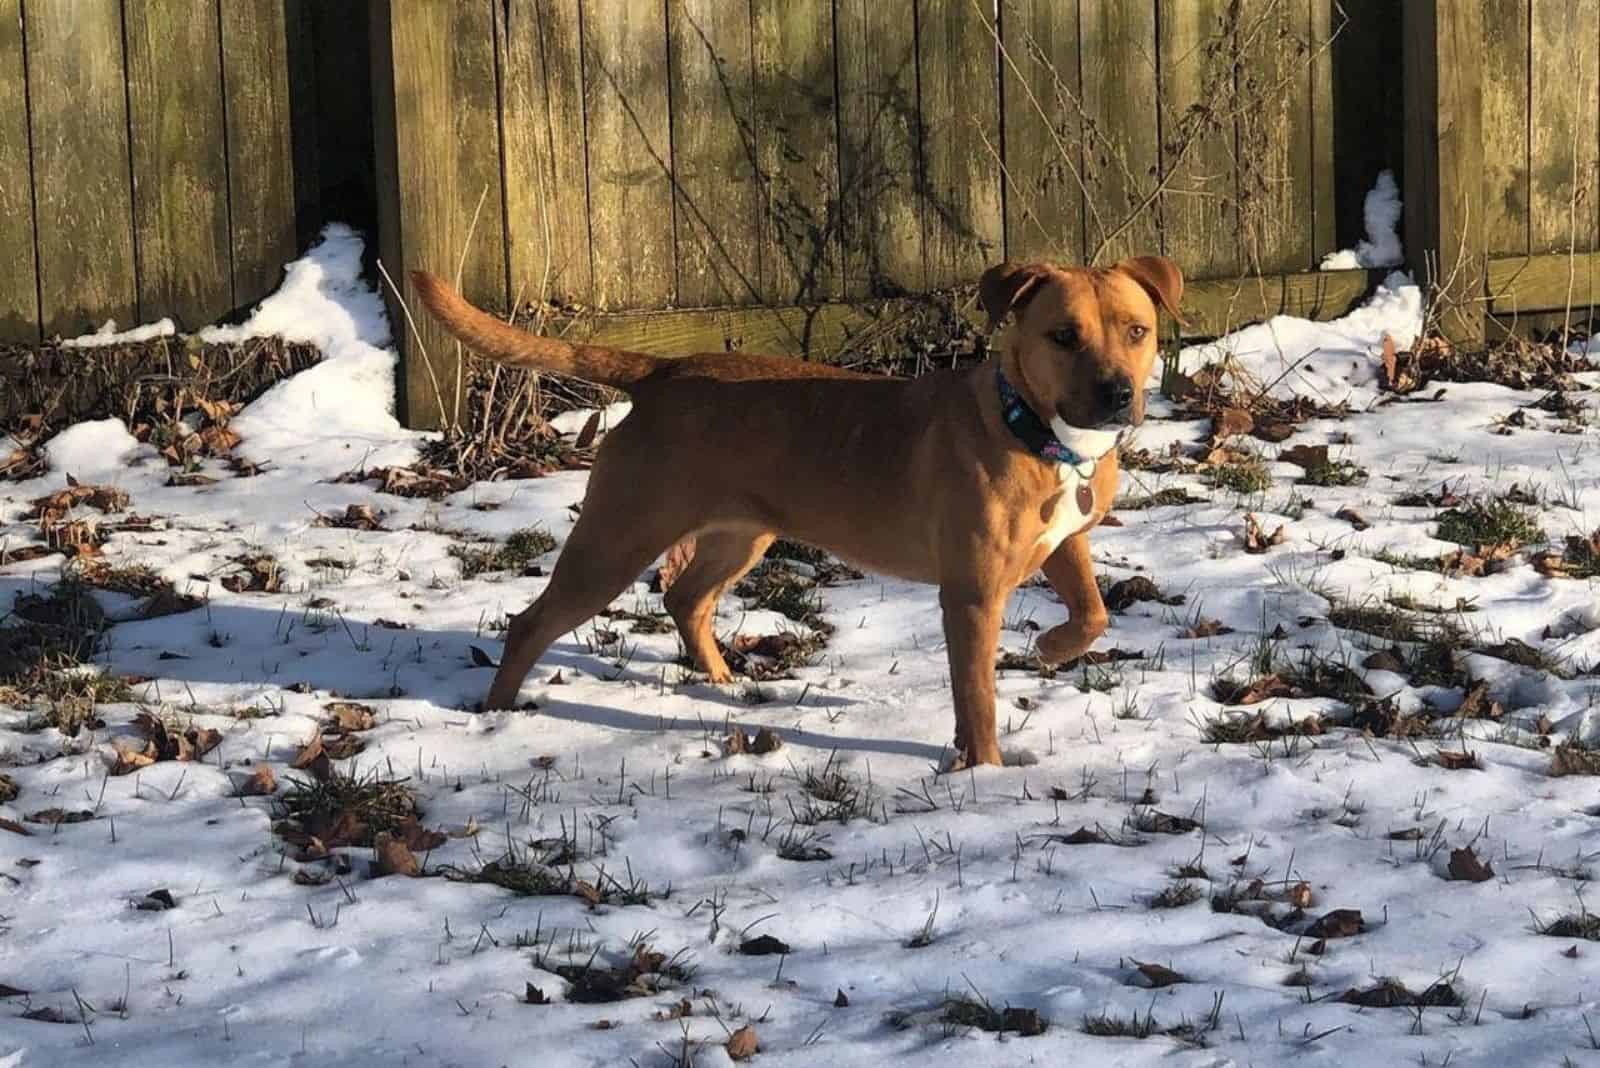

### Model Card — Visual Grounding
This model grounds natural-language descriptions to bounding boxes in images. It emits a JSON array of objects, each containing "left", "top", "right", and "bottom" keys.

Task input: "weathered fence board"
[
  {"left": 1078, "top": 0, "right": 1159, "bottom": 264},
  {"left": 583, "top": 0, "right": 676, "bottom": 310},
  {"left": 25, "top": 0, "right": 138, "bottom": 338},
  {"left": 916, "top": 0, "right": 1003, "bottom": 288},
  {"left": 371, "top": 0, "right": 507, "bottom": 427},
  {"left": 836, "top": 0, "right": 923, "bottom": 296},
  {"left": 998, "top": 0, "right": 1083, "bottom": 266},
  {"left": 668, "top": 0, "right": 762, "bottom": 307},
  {"left": 498, "top": 0, "right": 591, "bottom": 308},
  {"left": 1239, "top": 0, "right": 1315, "bottom": 273},
  {"left": 1157, "top": 0, "right": 1239, "bottom": 279},
  {"left": 1529, "top": 1, "right": 1599, "bottom": 256},
  {"left": 125, "top": 0, "right": 234, "bottom": 328},
  {"left": 221, "top": 0, "right": 300, "bottom": 307},
  {"left": 0, "top": 0, "right": 37, "bottom": 343},
  {"left": 751, "top": 0, "right": 842, "bottom": 304},
  {"left": 1480, "top": 0, "right": 1528, "bottom": 258}
]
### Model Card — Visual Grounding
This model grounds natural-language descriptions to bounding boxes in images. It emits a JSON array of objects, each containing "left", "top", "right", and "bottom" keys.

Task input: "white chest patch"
[
  {"left": 1032, "top": 420, "right": 1124, "bottom": 556},
  {"left": 1035, "top": 463, "right": 1098, "bottom": 554}
]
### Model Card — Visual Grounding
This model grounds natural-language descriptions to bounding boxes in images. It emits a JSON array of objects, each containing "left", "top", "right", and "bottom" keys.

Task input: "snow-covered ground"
[{"left": 3, "top": 227, "right": 1599, "bottom": 1068}]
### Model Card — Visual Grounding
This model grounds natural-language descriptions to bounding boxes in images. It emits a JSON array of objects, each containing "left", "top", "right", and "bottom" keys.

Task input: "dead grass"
[{"left": 450, "top": 526, "right": 559, "bottom": 578}]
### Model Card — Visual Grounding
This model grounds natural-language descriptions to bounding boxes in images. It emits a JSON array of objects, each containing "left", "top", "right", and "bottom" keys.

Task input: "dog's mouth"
[{"left": 1050, "top": 411, "right": 1127, "bottom": 461}]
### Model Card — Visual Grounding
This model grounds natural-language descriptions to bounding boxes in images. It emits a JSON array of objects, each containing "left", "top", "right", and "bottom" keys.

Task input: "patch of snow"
[
  {"left": 58, "top": 317, "right": 176, "bottom": 348},
  {"left": 40, "top": 417, "right": 151, "bottom": 478},
  {"left": 1319, "top": 169, "right": 1404, "bottom": 270},
  {"left": 549, "top": 400, "right": 633, "bottom": 436}
]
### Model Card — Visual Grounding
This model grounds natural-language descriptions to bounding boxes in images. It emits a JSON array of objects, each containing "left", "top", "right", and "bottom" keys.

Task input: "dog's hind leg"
[
  {"left": 662, "top": 528, "right": 776, "bottom": 683},
  {"left": 483, "top": 465, "right": 693, "bottom": 710}
]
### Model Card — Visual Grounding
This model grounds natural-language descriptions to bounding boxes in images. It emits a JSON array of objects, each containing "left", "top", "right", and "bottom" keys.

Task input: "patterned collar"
[{"left": 996, "top": 368, "right": 1096, "bottom": 476}]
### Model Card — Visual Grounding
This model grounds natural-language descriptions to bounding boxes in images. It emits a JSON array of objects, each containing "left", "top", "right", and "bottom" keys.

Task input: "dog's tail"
[{"left": 409, "top": 271, "right": 660, "bottom": 391}]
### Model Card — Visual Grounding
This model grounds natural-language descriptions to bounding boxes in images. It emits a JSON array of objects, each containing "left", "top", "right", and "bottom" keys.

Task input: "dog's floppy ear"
[
  {"left": 979, "top": 262, "right": 1051, "bottom": 331},
  {"left": 1113, "top": 255, "right": 1185, "bottom": 324}
]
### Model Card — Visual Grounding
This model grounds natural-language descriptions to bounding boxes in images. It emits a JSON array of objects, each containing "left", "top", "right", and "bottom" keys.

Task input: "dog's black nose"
[{"left": 1095, "top": 376, "right": 1135, "bottom": 424}]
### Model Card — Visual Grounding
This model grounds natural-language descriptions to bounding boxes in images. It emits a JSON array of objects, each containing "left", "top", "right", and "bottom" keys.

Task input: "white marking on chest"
[{"left": 1035, "top": 464, "right": 1092, "bottom": 554}]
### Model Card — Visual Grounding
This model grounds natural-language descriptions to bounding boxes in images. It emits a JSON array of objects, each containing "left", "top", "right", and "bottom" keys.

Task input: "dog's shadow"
[{"left": 0, "top": 575, "right": 944, "bottom": 765}]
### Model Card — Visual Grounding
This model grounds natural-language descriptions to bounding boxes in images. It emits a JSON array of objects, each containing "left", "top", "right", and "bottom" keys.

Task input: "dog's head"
[{"left": 980, "top": 257, "right": 1183, "bottom": 450}]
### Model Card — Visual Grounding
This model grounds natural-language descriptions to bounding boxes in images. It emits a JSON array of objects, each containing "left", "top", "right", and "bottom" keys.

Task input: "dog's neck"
[{"left": 995, "top": 368, "right": 1105, "bottom": 477}]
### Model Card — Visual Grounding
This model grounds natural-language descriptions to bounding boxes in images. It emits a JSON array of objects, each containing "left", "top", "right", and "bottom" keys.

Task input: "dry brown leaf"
[
  {"left": 573, "top": 880, "right": 602, "bottom": 906},
  {"left": 373, "top": 832, "right": 421, "bottom": 877},
  {"left": 291, "top": 733, "right": 332, "bottom": 781},
  {"left": 0, "top": 816, "right": 31, "bottom": 836},
  {"left": 1287, "top": 882, "right": 1314, "bottom": 908},
  {"left": 726, "top": 1025, "right": 760, "bottom": 1061},
  {"left": 1435, "top": 749, "right": 1482, "bottom": 770},
  {"left": 1180, "top": 618, "right": 1233, "bottom": 639},
  {"left": 654, "top": 538, "right": 697, "bottom": 593},
  {"left": 395, "top": 817, "right": 447, "bottom": 852},
  {"left": 325, "top": 702, "right": 377, "bottom": 732},
  {"left": 1133, "top": 960, "right": 1186, "bottom": 987},
  {"left": 1307, "top": 908, "right": 1364, "bottom": 939},
  {"left": 1242, "top": 513, "right": 1287, "bottom": 554},
  {"left": 1213, "top": 407, "right": 1254, "bottom": 441},
  {"left": 1235, "top": 673, "right": 1297, "bottom": 705},
  {"left": 1335, "top": 506, "right": 1370, "bottom": 531},
  {"left": 1447, "top": 846, "right": 1494, "bottom": 883},
  {"left": 237, "top": 764, "right": 277, "bottom": 796},
  {"left": 1361, "top": 649, "right": 1406, "bottom": 673},
  {"left": 1278, "top": 444, "right": 1329, "bottom": 469},
  {"left": 574, "top": 410, "right": 604, "bottom": 450}
]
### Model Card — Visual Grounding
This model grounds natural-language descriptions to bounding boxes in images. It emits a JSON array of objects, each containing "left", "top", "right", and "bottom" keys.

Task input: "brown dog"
[{"left": 411, "top": 257, "right": 1182, "bottom": 767}]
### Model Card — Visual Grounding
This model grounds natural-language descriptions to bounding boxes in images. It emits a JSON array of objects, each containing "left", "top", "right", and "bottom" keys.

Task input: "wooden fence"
[{"left": 0, "top": 1, "right": 1593, "bottom": 429}]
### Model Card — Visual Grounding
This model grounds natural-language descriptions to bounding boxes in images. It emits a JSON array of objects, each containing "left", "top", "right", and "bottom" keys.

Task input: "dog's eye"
[
  {"left": 1127, "top": 324, "right": 1150, "bottom": 343},
  {"left": 1049, "top": 327, "right": 1077, "bottom": 349}
]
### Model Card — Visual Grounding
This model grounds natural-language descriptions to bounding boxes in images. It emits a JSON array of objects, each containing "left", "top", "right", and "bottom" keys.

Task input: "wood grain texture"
[
  {"left": 752, "top": 0, "right": 841, "bottom": 303},
  {"left": 125, "top": 0, "right": 233, "bottom": 327},
  {"left": 999, "top": 0, "right": 1083, "bottom": 265},
  {"left": 25, "top": 0, "right": 137, "bottom": 337},
  {"left": 1308, "top": 0, "right": 1336, "bottom": 262},
  {"left": 917, "top": 0, "right": 1002, "bottom": 287},
  {"left": 584, "top": 0, "right": 676, "bottom": 310},
  {"left": 1156, "top": 0, "right": 1238, "bottom": 279},
  {"left": 1529, "top": 0, "right": 1598, "bottom": 255},
  {"left": 1480, "top": 0, "right": 1528, "bottom": 258},
  {"left": 220, "top": 0, "right": 299, "bottom": 307},
  {"left": 836, "top": 0, "right": 923, "bottom": 296},
  {"left": 498, "top": 0, "right": 591, "bottom": 307},
  {"left": 668, "top": 0, "right": 761, "bottom": 306},
  {"left": 1402, "top": 1, "right": 1484, "bottom": 343},
  {"left": 1487, "top": 252, "right": 1600, "bottom": 314},
  {"left": 1237, "top": 0, "right": 1314, "bottom": 273},
  {"left": 0, "top": 0, "right": 38, "bottom": 341},
  {"left": 375, "top": 0, "right": 508, "bottom": 428},
  {"left": 1078, "top": 0, "right": 1159, "bottom": 264}
]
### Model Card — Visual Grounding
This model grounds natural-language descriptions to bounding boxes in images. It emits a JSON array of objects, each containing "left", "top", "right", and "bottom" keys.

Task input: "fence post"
[
  {"left": 369, "top": 0, "right": 507, "bottom": 431},
  {"left": 1400, "top": 1, "right": 1484, "bottom": 346}
]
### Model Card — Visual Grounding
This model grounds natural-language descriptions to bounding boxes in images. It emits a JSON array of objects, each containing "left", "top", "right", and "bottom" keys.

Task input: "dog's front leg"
[
  {"left": 1035, "top": 533, "right": 1109, "bottom": 667},
  {"left": 939, "top": 589, "right": 1005, "bottom": 768}
]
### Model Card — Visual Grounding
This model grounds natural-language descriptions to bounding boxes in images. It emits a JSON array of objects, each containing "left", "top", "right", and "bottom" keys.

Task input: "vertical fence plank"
[
  {"left": 499, "top": 0, "right": 591, "bottom": 308},
  {"left": 999, "top": 0, "right": 1082, "bottom": 266},
  {"left": 752, "top": 0, "right": 841, "bottom": 303},
  {"left": 372, "top": 0, "right": 507, "bottom": 429},
  {"left": 1237, "top": 0, "right": 1314, "bottom": 273},
  {"left": 125, "top": 0, "right": 233, "bottom": 327},
  {"left": 1529, "top": 0, "right": 1598, "bottom": 256},
  {"left": 917, "top": 0, "right": 1002, "bottom": 287},
  {"left": 1307, "top": 0, "right": 1336, "bottom": 262},
  {"left": 25, "top": 0, "right": 136, "bottom": 337},
  {"left": 1402, "top": 0, "right": 1484, "bottom": 344},
  {"left": 1156, "top": 0, "right": 1238, "bottom": 279},
  {"left": 836, "top": 0, "right": 923, "bottom": 295},
  {"left": 583, "top": 0, "right": 675, "bottom": 310},
  {"left": 668, "top": 0, "right": 761, "bottom": 306},
  {"left": 220, "top": 0, "right": 299, "bottom": 307},
  {"left": 0, "top": 0, "right": 38, "bottom": 341},
  {"left": 1079, "top": 0, "right": 1159, "bottom": 264},
  {"left": 1480, "top": 0, "right": 1527, "bottom": 259}
]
